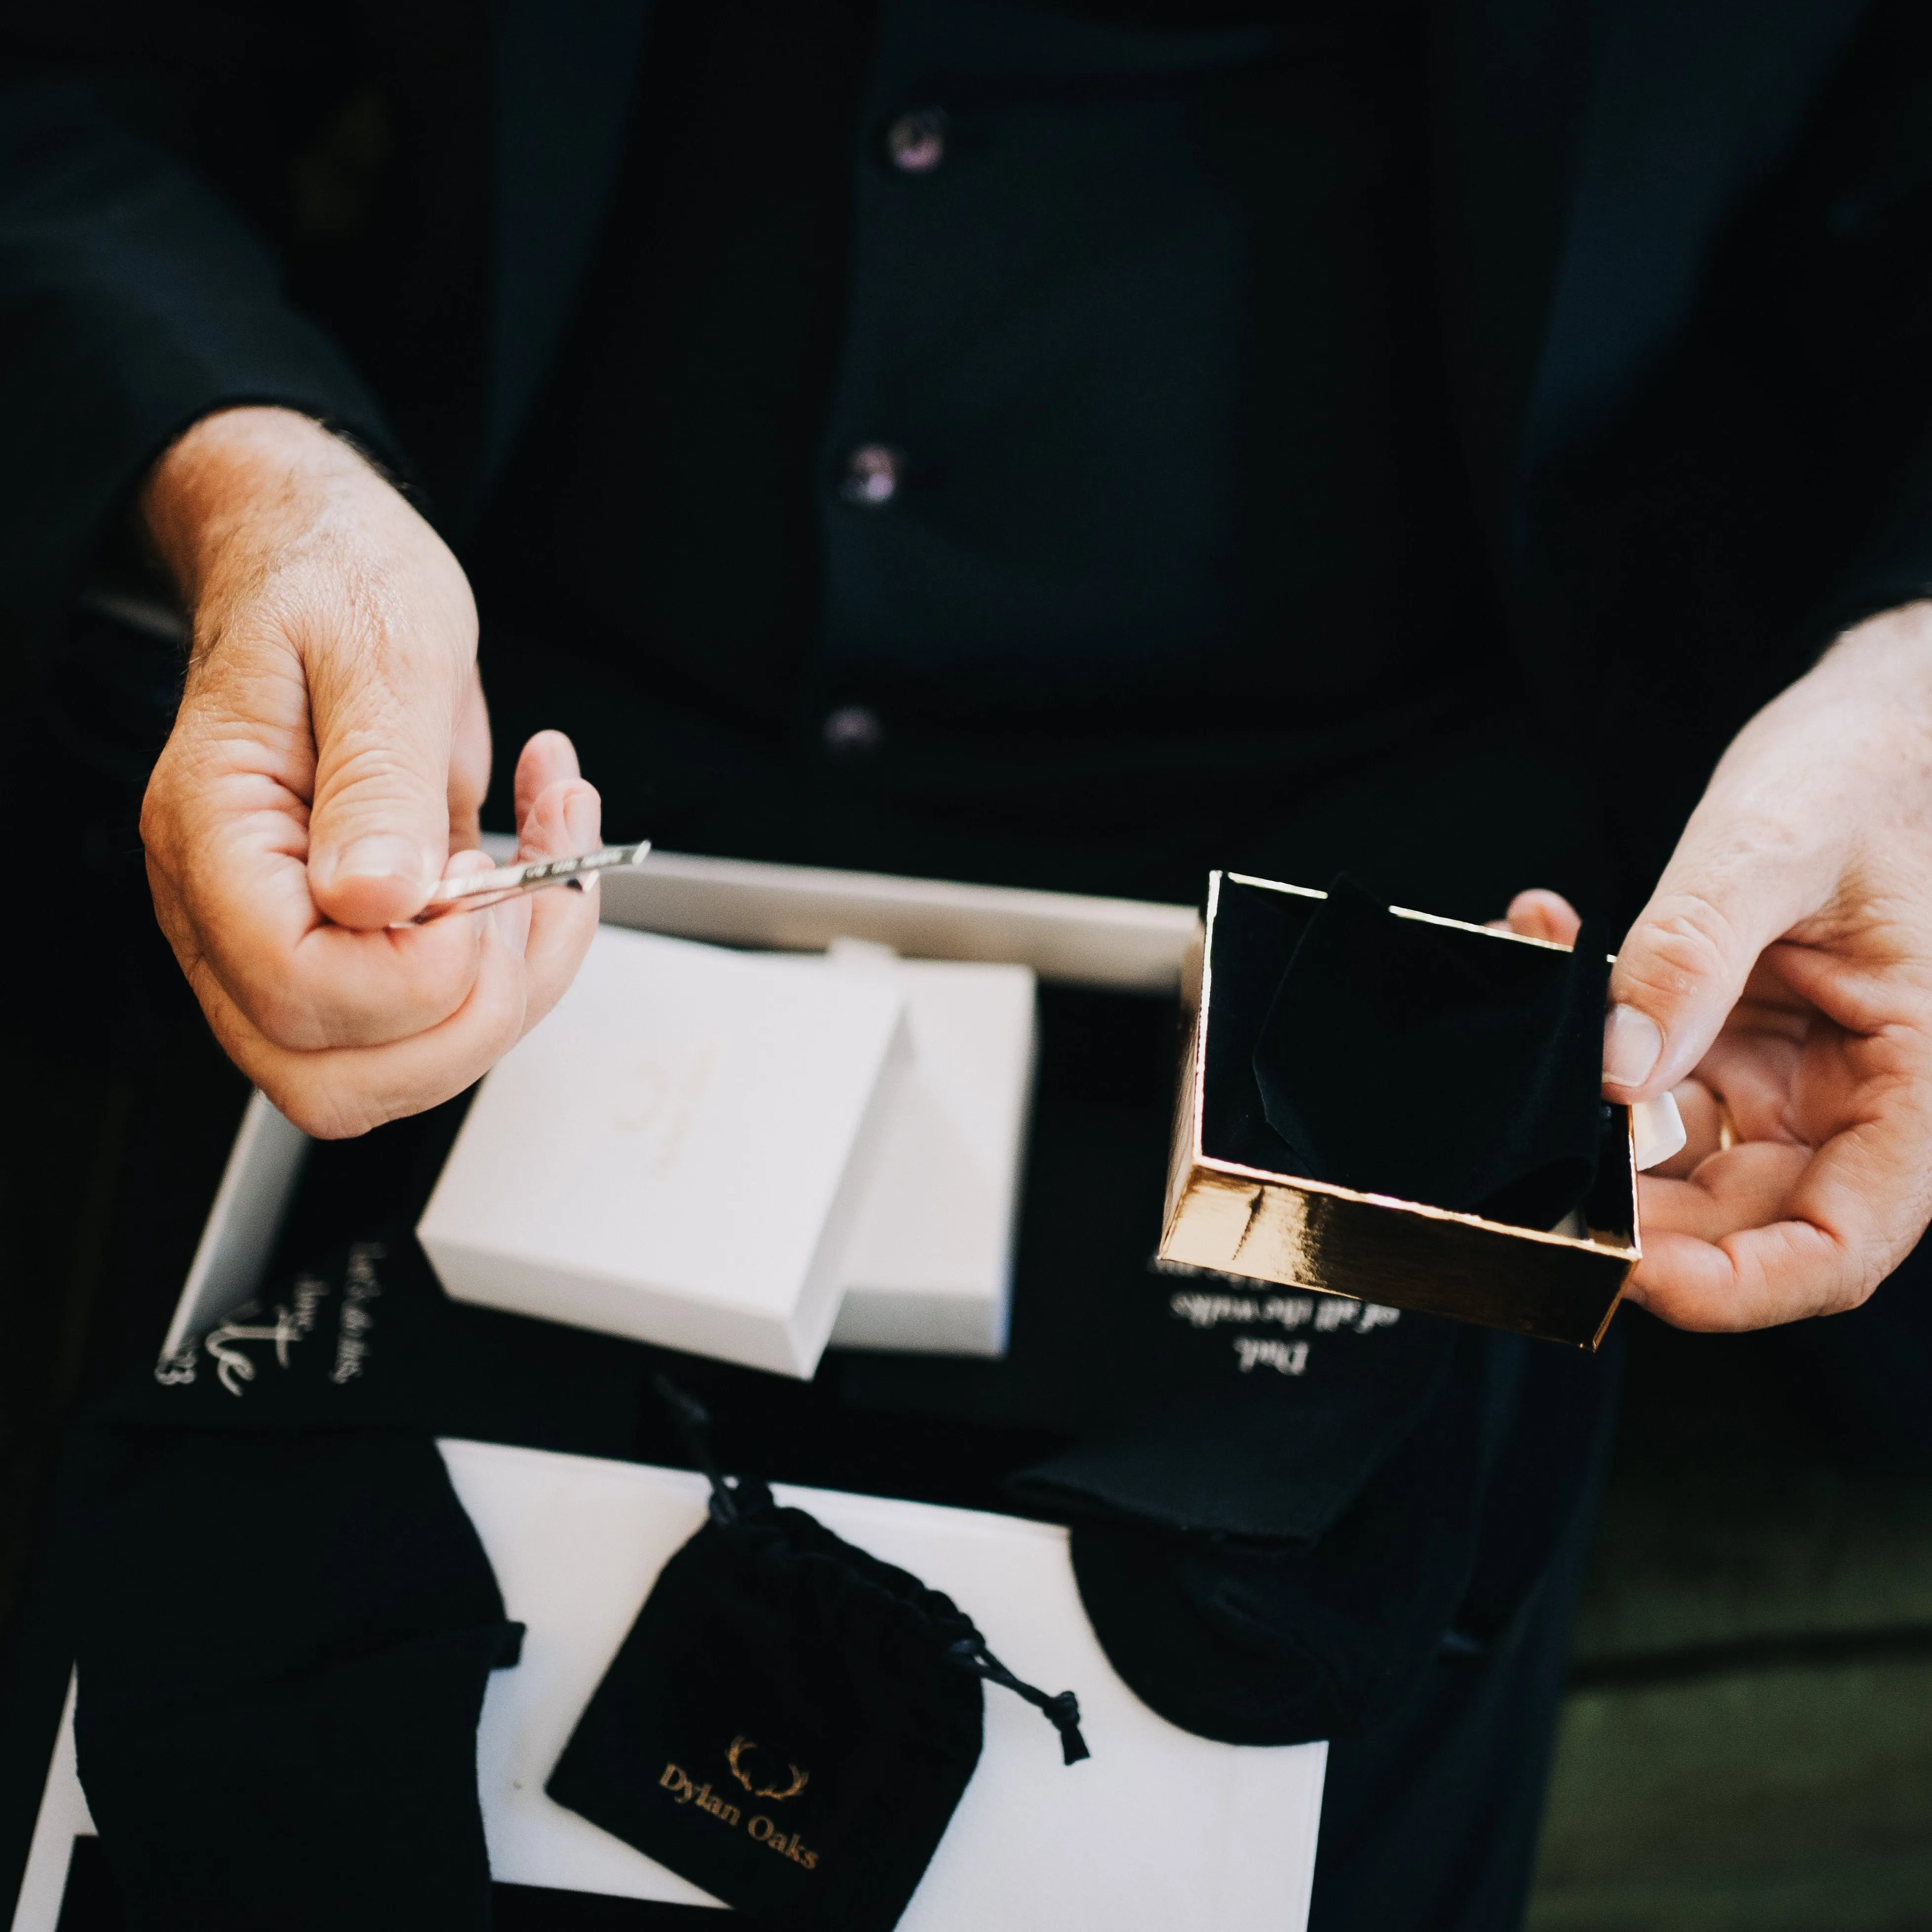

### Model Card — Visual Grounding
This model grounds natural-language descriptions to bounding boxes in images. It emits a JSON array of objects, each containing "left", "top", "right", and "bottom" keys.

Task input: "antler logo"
[{"left": 727, "top": 1735, "right": 808, "bottom": 1802}]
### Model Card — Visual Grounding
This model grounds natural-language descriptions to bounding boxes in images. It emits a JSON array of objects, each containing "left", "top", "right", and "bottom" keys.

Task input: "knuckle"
[
  {"left": 473, "top": 981, "right": 528, "bottom": 1062},
  {"left": 314, "top": 736, "right": 444, "bottom": 816},
  {"left": 265, "top": 1056, "right": 443, "bottom": 1141},
  {"left": 137, "top": 775, "right": 167, "bottom": 850},
  {"left": 466, "top": 952, "right": 529, "bottom": 1058},
  {"left": 268, "top": 1082, "right": 367, "bottom": 1142},
  {"left": 139, "top": 744, "right": 192, "bottom": 856},
  {"left": 1620, "top": 894, "right": 1749, "bottom": 1001},
  {"left": 257, "top": 1053, "right": 420, "bottom": 1142}
]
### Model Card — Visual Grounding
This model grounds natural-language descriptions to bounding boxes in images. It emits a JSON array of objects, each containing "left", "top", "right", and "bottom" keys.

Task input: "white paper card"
[{"left": 418, "top": 927, "right": 906, "bottom": 1377}]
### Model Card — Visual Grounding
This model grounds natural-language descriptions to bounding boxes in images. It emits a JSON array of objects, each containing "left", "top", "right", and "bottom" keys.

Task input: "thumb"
[
  {"left": 306, "top": 627, "right": 470, "bottom": 929},
  {"left": 1604, "top": 848, "right": 1806, "bottom": 1104}
]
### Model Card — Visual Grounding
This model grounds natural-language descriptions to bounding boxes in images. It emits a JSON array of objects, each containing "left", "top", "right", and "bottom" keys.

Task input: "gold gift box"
[{"left": 1159, "top": 873, "right": 1639, "bottom": 1350}]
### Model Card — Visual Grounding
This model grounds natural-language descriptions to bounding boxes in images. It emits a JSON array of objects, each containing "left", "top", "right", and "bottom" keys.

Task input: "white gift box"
[
  {"left": 417, "top": 926, "right": 909, "bottom": 1378},
  {"left": 419, "top": 927, "right": 1039, "bottom": 1374},
  {"left": 817, "top": 941, "right": 1037, "bottom": 1358},
  {"left": 10, "top": 1441, "right": 1326, "bottom": 1932}
]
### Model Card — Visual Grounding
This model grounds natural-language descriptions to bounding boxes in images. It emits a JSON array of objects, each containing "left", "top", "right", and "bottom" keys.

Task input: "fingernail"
[
  {"left": 1631, "top": 1091, "right": 1687, "bottom": 1171},
  {"left": 328, "top": 835, "right": 424, "bottom": 885},
  {"left": 1603, "top": 1004, "right": 1664, "bottom": 1092}
]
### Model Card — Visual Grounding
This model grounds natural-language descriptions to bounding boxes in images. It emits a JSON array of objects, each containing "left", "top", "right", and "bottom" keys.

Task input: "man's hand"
[
  {"left": 140, "top": 407, "right": 602, "bottom": 1137},
  {"left": 1506, "top": 602, "right": 1932, "bottom": 1330}
]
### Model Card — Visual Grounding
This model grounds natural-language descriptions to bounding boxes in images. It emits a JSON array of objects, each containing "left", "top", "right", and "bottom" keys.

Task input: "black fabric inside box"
[
  {"left": 1254, "top": 876, "right": 1611, "bottom": 1228},
  {"left": 1205, "top": 876, "right": 1622, "bottom": 1233}
]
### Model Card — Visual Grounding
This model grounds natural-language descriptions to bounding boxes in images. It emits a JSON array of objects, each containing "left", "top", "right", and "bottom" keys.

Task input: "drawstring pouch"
[{"left": 546, "top": 1380, "right": 1087, "bottom": 1932}]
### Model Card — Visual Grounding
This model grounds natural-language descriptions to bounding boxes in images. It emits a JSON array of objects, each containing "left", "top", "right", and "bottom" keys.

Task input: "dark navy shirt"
[{"left": 477, "top": 0, "right": 1510, "bottom": 876}]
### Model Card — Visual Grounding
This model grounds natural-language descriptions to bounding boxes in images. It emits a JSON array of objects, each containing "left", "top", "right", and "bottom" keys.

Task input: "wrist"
[
  {"left": 1693, "top": 600, "right": 1932, "bottom": 906},
  {"left": 142, "top": 406, "right": 474, "bottom": 665},
  {"left": 1730, "top": 601, "right": 1932, "bottom": 782},
  {"left": 1813, "top": 600, "right": 1932, "bottom": 721},
  {"left": 142, "top": 407, "right": 401, "bottom": 608}
]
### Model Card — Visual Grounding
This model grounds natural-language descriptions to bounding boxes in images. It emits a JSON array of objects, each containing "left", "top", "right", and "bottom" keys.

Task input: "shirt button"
[
  {"left": 840, "top": 444, "right": 901, "bottom": 506},
  {"left": 885, "top": 108, "right": 948, "bottom": 174},
  {"left": 823, "top": 704, "right": 885, "bottom": 756}
]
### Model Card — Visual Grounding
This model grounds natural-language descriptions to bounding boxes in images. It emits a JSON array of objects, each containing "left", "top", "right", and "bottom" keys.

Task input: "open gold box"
[{"left": 1159, "top": 873, "right": 1639, "bottom": 1349}]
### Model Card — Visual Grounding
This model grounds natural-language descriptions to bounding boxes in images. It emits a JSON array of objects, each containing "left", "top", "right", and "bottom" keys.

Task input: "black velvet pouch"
[
  {"left": 547, "top": 1385, "right": 1086, "bottom": 1932},
  {"left": 1252, "top": 874, "right": 1611, "bottom": 1229},
  {"left": 71, "top": 1241, "right": 524, "bottom": 1932},
  {"left": 69, "top": 1428, "right": 522, "bottom": 1932}
]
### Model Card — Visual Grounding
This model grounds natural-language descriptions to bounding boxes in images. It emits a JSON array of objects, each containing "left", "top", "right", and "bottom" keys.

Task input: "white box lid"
[{"left": 419, "top": 927, "right": 904, "bottom": 1323}]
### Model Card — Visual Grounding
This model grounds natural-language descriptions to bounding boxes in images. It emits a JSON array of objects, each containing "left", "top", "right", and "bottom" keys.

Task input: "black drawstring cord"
[
  {"left": 655, "top": 1376, "right": 1088, "bottom": 1764},
  {"left": 949, "top": 1638, "right": 1090, "bottom": 1765},
  {"left": 652, "top": 1373, "right": 739, "bottom": 1525}
]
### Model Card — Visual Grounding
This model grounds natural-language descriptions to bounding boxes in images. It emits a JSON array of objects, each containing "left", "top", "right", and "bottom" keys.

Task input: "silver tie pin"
[{"left": 412, "top": 841, "right": 651, "bottom": 921}]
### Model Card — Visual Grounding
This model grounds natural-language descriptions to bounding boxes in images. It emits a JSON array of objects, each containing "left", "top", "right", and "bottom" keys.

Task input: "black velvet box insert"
[{"left": 1159, "top": 873, "right": 1638, "bottom": 1349}]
